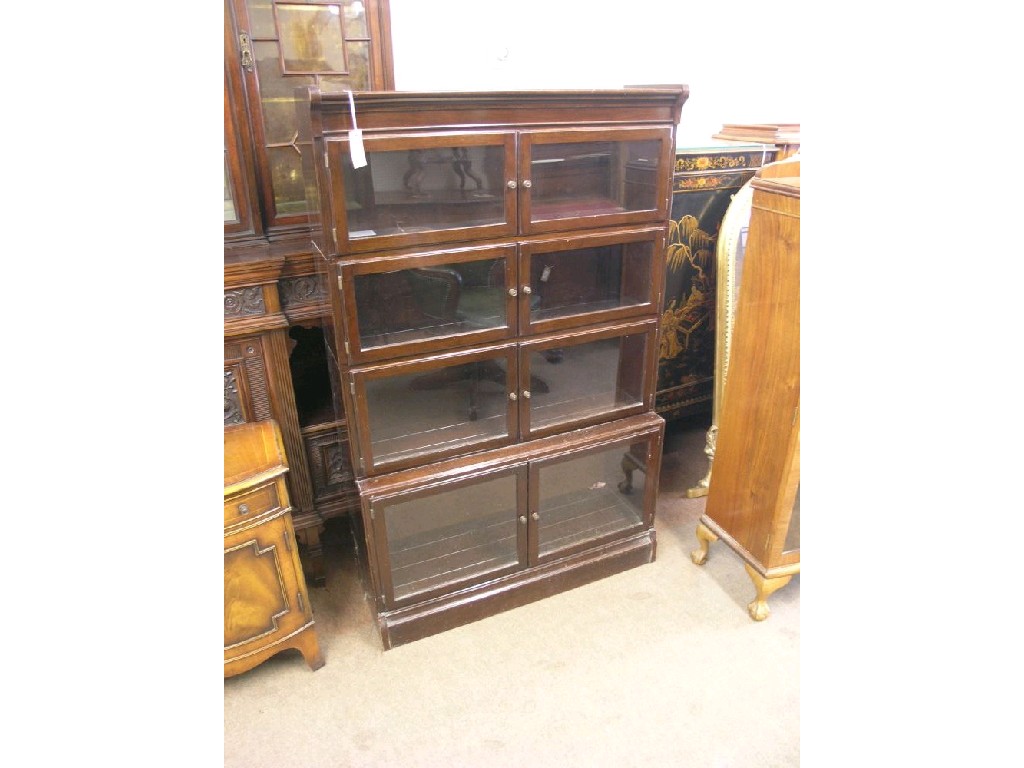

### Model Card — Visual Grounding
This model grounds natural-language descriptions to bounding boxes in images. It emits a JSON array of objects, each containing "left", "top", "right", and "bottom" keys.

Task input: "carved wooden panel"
[
  {"left": 224, "top": 336, "right": 272, "bottom": 425},
  {"left": 280, "top": 274, "right": 328, "bottom": 315},
  {"left": 224, "top": 286, "right": 267, "bottom": 319},
  {"left": 303, "top": 421, "right": 356, "bottom": 502}
]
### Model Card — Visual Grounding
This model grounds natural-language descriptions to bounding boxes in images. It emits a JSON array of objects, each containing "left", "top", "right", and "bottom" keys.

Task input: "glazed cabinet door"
[
  {"left": 517, "top": 226, "right": 665, "bottom": 335},
  {"left": 367, "top": 466, "right": 528, "bottom": 608},
  {"left": 336, "top": 244, "right": 518, "bottom": 363},
  {"left": 325, "top": 131, "right": 518, "bottom": 254},
  {"left": 224, "top": 512, "right": 312, "bottom": 658},
  {"left": 518, "top": 127, "right": 674, "bottom": 235},
  {"left": 529, "top": 432, "right": 661, "bottom": 564},
  {"left": 348, "top": 343, "right": 520, "bottom": 474},
  {"left": 518, "top": 319, "right": 659, "bottom": 440}
]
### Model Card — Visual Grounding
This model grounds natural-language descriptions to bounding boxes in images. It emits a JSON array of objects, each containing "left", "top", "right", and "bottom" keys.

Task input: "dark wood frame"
[
  {"left": 358, "top": 413, "right": 665, "bottom": 648},
  {"left": 303, "top": 87, "right": 688, "bottom": 646}
]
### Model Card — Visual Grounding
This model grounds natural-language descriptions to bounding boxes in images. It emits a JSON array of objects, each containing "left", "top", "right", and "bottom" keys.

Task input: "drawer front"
[
  {"left": 224, "top": 480, "right": 283, "bottom": 527},
  {"left": 224, "top": 514, "right": 310, "bottom": 657}
]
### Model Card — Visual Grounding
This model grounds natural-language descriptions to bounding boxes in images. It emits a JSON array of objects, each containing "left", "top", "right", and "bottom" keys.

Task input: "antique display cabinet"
[
  {"left": 690, "top": 156, "right": 800, "bottom": 621},
  {"left": 224, "top": 0, "right": 395, "bottom": 586},
  {"left": 224, "top": 420, "right": 324, "bottom": 676},
  {"left": 655, "top": 142, "right": 776, "bottom": 422},
  {"left": 302, "top": 86, "right": 688, "bottom": 647}
]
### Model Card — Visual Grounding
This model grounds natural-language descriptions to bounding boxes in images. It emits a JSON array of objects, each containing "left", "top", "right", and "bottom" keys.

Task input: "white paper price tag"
[
  {"left": 349, "top": 128, "right": 367, "bottom": 169},
  {"left": 347, "top": 90, "right": 367, "bottom": 169}
]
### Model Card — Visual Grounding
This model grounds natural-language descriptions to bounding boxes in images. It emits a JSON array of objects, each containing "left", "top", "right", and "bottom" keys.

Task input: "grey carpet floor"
[{"left": 224, "top": 415, "right": 800, "bottom": 767}]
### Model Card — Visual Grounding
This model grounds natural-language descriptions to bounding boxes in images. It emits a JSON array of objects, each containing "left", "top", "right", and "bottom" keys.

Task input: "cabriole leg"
[{"left": 690, "top": 521, "right": 718, "bottom": 565}]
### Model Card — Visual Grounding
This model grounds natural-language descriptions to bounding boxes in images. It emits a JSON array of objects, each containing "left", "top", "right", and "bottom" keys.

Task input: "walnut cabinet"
[
  {"left": 224, "top": 420, "right": 324, "bottom": 676},
  {"left": 303, "top": 87, "right": 689, "bottom": 647},
  {"left": 690, "top": 156, "right": 800, "bottom": 620}
]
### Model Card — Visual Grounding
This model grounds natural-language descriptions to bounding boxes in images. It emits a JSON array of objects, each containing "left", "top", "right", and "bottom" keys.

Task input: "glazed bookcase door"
[
  {"left": 518, "top": 320, "right": 658, "bottom": 440},
  {"left": 337, "top": 244, "right": 518, "bottom": 364},
  {"left": 369, "top": 466, "right": 528, "bottom": 608},
  {"left": 529, "top": 433, "right": 658, "bottom": 565},
  {"left": 517, "top": 226, "right": 665, "bottom": 336},
  {"left": 517, "top": 127, "right": 674, "bottom": 236},
  {"left": 349, "top": 343, "right": 520, "bottom": 474},
  {"left": 325, "top": 131, "right": 518, "bottom": 254},
  {"left": 226, "top": 0, "right": 394, "bottom": 232}
]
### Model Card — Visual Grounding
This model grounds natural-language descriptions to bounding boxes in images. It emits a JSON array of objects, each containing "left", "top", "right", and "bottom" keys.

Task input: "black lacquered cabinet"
[{"left": 302, "top": 87, "right": 688, "bottom": 648}]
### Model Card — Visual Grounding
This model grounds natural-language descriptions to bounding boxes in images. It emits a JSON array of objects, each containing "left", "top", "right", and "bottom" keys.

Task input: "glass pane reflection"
[
  {"left": 224, "top": 154, "right": 238, "bottom": 223},
  {"left": 277, "top": 4, "right": 348, "bottom": 73},
  {"left": 528, "top": 333, "right": 647, "bottom": 431},
  {"left": 537, "top": 439, "right": 646, "bottom": 558},
  {"left": 527, "top": 240, "right": 654, "bottom": 323},
  {"left": 384, "top": 473, "right": 519, "bottom": 601},
  {"left": 365, "top": 355, "right": 511, "bottom": 467},
  {"left": 354, "top": 258, "right": 508, "bottom": 351},
  {"left": 530, "top": 139, "right": 662, "bottom": 223},
  {"left": 343, "top": 144, "right": 507, "bottom": 239}
]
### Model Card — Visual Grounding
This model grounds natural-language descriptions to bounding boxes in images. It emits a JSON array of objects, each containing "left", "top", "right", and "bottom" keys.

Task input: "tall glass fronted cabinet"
[
  {"left": 302, "top": 86, "right": 688, "bottom": 648},
  {"left": 224, "top": 0, "right": 395, "bottom": 586}
]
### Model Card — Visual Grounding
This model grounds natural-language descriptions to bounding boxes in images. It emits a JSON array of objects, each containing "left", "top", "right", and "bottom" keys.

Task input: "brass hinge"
[
  {"left": 332, "top": 227, "right": 338, "bottom": 248},
  {"left": 284, "top": 529, "right": 292, "bottom": 552},
  {"left": 297, "top": 590, "right": 305, "bottom": 613},
  {"left": 344, "top": 340, "right": 351, "bottom": 356},
  {"left": 337, "top": 274, "right": 343, "bottom": 291},
  {"left": 350, "top": 381, "right": 356, "bottom": 395},
  {"left": 324, "top": 150, "right": 329, "bottom": 169},
  {"left": 238, "top": 32, "right": 254, "bottom": 72}
]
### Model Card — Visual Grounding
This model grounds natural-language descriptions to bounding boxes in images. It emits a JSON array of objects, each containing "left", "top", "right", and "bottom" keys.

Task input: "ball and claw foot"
[
  {"left": 743, "top": 563, "right": 793, "bottom": 622},
  {"left": 691, "top": 521, "right": 717, "bottom": 565}
]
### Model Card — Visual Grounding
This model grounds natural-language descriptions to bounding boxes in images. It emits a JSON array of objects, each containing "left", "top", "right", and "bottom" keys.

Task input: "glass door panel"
[
  {"left": 339, "top": 245, "right": 517, "bottom": 363},
  {"left": 520, "top": 322, "right": 656, "bottom": 438},
  {"left": 532, "top": 437, "right": 651, "bottom": 562},
  {"left": 519, "top": 127, "right": 673, "bottom": 235},
  {"left": 376, "top": 468, "right": 525, "bottom": 605},
  {"left": 352, "top": 344, "right": 518, "bottom": 473},
  {"left": 783, "top": 482, "right": 800, "bottom": 553},
  {"left": 518, "top": 227, "right": 663, "bottom": 334},
  {"left": 327, "top": 132, "right": 517, "bottom": 253}
]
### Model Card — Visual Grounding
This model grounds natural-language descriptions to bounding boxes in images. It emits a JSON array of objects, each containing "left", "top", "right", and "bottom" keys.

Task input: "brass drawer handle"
[{"left": 237, "top": 503, "right": 250, "bottom": 514}]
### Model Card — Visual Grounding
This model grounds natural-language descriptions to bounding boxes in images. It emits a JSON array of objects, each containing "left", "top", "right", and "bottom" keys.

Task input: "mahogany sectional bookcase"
[{"left": 302, "top": 86, "right": 689, "bottom": 647}]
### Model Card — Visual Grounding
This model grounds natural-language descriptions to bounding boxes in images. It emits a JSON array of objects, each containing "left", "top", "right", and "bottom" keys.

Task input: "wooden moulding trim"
[
  {"left": 223, "top": 506, "right": 290, "bottom": 538},
  {"left": 224, "top": 467, "right": 288, "bottom": 499},
  {"left": 698, "top": 514, "right": 799, "bottom": 578},
  {"left": 224, "top": 620, "right": 317, "bottom": 661},
  {"left": 378, "top": 529, "right": 657, "bottom": 649},
  {"left": 223, "top": 313, "right": 290, "bottom": 337},
  {"left": 751, "top": 179, "right": 801, "bottom": 206},
  {"left": 307, "top": 87, "right": 689, "bottom": 133},
  {"left": 224, "top": 252, "right": 285, "bottom": 286},
  {"left": 357, "top": 412, "right": 665, "bottom": 498}
]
